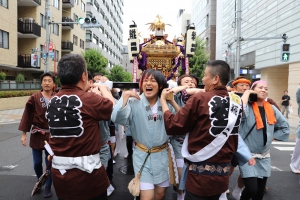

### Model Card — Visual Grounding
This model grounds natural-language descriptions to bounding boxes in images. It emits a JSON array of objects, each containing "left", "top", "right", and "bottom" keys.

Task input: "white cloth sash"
[
  {"left": 52, "top": 154, "right": 101, "bottom": 174},
  {"left": 252, "top": 149, "right": 270, "bottom": 159},
  {"left": 182, "top": 92, "right": 241, "bottom": 162}
]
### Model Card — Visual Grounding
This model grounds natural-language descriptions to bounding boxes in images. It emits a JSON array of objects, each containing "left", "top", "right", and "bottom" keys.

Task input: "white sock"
[
  {"left": 219, "top": 192, "right": 228, "bottom": 200},
  {"left": 177, "top": 193, "right": 185, "bottom": 200}
]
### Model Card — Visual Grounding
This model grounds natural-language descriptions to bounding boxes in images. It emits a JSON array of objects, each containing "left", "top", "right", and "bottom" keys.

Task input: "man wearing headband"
[{"left": 232, "top": 76, "right": 251, "bottom": 92}]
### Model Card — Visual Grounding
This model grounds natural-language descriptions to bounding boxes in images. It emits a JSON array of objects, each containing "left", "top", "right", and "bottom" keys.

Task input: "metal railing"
[
  {"left": 61, "top": 41, "right": 73, "bottom": 51},
  {"left": 33, "top": 0, "right": 42, "bottom": 5},
  {"left": 0, "top": 81, "right": 41, "bottom": 90},
  {"left": 62, "top": 17, "right": 74, "bottom": 29},
  {"left": 18, "top": 20, "right": 41, "bottom": 37}
]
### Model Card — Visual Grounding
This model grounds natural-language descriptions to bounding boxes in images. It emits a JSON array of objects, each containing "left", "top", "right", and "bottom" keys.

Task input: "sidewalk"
[
  {"left": 0, "top": 108, "right": 298, "bottom": 139},
  {"left": 0, "top": 108, "right": 24, "bottom": 125}
]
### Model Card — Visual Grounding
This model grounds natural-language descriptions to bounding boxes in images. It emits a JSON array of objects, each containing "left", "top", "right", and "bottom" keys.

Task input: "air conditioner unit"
[{"left": 19, "top": 18, "right": 23, "bottom": 22}]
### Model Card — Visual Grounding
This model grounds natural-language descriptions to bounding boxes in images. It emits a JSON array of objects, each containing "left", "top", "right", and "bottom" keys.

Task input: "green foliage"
[
  {"left": 0, "top": 90, "right": 39, "bottom": 98},
  {"left": 82, "top": 48, "right": 109, "bottom": 75},
  {"left": 189, "top": 37, "right": 210, "bottom": 84},
  {"left": 0, "top": 71, "right": 6, "bottom": 81},
  {"left": 16, "top": 73, "right": 25, "bottom": 83},
  {"left": 107, "top": 65, "right": 132, "bottom": 82},
  {"left": 55, "top": 77, "right": 61, "bottom": 87}
]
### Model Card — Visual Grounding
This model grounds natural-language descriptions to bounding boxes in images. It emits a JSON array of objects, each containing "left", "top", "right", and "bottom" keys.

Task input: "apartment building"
[
  {"left": 85, "top": 0, "right": 123, "bottom": 68},
  {"left": 191, "top": 0, "right": 216, "bottom": 60},
  {"left": 217, "top": 0, "right": 300, "bottom": 112},
  {"left": 0, "top": 0, "right": 86, "bottom": 81}
]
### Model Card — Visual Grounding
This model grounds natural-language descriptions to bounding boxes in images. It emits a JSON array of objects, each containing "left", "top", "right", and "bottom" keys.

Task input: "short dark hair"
[
  {"left": 40, "top": 72, "right": 55, "bottom": 83},
  {"left": 206, "top": 60, "right": 230, "bottom": 86},
  {"left": 139, "top": 69, "right": 168, "bottom": 97},
  {"left": 57, "top": 54, "right": 87, "bottom": 85},
  {"left": 93, "top": 73, "right": 104, "bottom": 78},
  {"left": 177, "top": 74, "right": 191, "bottom": 86},
  {"left": 189, "top": 74, "right": 199, "bottom": 86},
  {"left": 284, "top": 90, "right": 288, "bottom": 92},
  {"left": 87, "top": 71, "right": 93, "bottom": 81}
]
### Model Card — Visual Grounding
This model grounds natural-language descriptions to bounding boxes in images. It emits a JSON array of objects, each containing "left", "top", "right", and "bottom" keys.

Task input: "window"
[
  {"left": 93, "top": 34, "right": 99, "bottom": 45},
  {"left": 81, "top": 1, "right": 85, "bottom": 11},
  {"left": 40, "top": 14, "right": 46, "bottom": 29},
  {"left": 52, "top": 23, "right": 59, "bottom": 35},
  {"left": 73, "top": 35, "right": 78, "bottom": 46},
  {"left": 99, "top": 26, "right": 104, "bottom": 33},
  {"left": 73, "top": 14, "right": 78, "bottom": 25},
  {"left": 86, "top": 30, "right": 92, "bottom": 41},
  {"left": 75, "top": 0, "right": 78, "bottom": 4},
  {"left": 52, "top": 0, "right": 59, "bottom": 9},
  {"left": 100, "top": 42, "right": 104, "bottom": 49},
  {"left": 80, "top": 39, "right": 84, "bottom": 49},
  {"left": 0, "top": 29, "right": 9, "bottom": 49},
  {"left": 0, "top": 0, "right": 8, "bottom": 8},
  {"left": 105, "top": 32, "right": 108, "bottom": 38}
]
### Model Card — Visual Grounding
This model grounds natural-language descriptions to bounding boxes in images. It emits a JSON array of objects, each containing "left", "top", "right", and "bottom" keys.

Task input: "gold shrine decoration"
[
  {"left": 147, "top": 57, "right": 172, "bottom": 77},
  {"left": 145, "top": 15, "right": 172, "bottom": 32}
]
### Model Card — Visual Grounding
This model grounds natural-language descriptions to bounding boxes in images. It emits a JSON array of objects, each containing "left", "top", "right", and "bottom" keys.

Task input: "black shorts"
[{"left": 231, "top": 154, "right": 239, "bottom": 167}]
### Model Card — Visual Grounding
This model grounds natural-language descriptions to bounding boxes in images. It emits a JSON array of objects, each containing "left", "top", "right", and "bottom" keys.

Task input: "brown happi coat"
[
  {"left": 46, "top": 86, "right": 112, "bottom": 200},
  {"left": 18, "top": 91, "right": 55, "bottom": 150},
  {"left": 164, "top": 86, "right": 239, "bottom": 196}
]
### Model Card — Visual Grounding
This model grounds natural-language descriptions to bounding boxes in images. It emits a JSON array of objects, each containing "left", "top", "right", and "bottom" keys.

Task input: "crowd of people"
[{"left": 19, "top": 54, "right": 299, "bottom": 200}]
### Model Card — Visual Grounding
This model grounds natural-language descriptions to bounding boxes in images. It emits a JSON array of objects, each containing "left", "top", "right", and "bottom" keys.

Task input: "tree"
[
  {"left": 0, "top": 71, "right": 6, "bottom": 81},
  {"left": 107, "top": 65, "right": 132, "bottom": 82},
  {"left": 82, "top": 48, "right": 108, "bottom": 75},
  {"left": 16, "top": 73, "right": 25, "bottom": 83},
  {"left": 189, "top": 37, "right": 210, "bottom": 84}
]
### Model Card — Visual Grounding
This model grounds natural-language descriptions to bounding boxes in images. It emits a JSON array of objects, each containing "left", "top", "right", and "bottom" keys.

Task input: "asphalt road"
[{"left": 0, "top": 123, "right": 299, "bottom": 200}]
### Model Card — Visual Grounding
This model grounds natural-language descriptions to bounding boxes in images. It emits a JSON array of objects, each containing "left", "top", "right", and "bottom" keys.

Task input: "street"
[{"left": 0, "top": 122, "right": 299, "bottom": 200}]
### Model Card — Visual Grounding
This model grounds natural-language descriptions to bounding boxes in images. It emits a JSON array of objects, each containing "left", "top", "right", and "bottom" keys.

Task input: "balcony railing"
[
  {"left": 62, "top": 41, "right": 73, "bottom": 52},
  {"left": 62, "top": 0, "right": 74, "bottom": 8},
  {"left": 18, "top": 20, "right": 41, "bottom": 38},
  {"left": 62, "top": 17, "right": 74, "bottom": 29},
  {"left": 17, "top": 54, "right": 40, "bottom": 69}
]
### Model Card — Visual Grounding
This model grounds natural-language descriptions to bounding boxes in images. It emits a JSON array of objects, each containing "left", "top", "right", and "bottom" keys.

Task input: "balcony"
[
  {"left": 17, "top": 54, "right": 40, "bottom": 69},
  {"left": 62, "top": 0, "right": 74, "bottom": 8},
  {"left": 18, "top": 20, "right": 41, "bottom": 38},
  {"left": 62, "top": 17, "right": 74, "bottom": 30},
  {"left": 17, "top": 0, "right": 41, "bottom": 6},
  {"left": 62, "top": 41, "right": 73, "bottom": 52}
]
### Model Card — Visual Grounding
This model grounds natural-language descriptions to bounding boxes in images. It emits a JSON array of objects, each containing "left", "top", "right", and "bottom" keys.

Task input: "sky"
[{"left": 122, "top": 0, "right": 192, "bottom": 45}]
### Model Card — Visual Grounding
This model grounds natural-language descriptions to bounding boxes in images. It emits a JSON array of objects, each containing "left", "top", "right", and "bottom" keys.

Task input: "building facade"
[
  {"left": 176, "top": 9, "right": 191, "bottom": 37},
  {"left": 191, "top": 0, "right": 216, "bottom": 60},
  {"left": 85, "top": 0, "right": 123, "bottom": 68},
  {"left": 0, "top": 0, "right": 86, "bottom": 81},
  {"left": 217, "top": 0, "right": 300, "bottom": 114}
]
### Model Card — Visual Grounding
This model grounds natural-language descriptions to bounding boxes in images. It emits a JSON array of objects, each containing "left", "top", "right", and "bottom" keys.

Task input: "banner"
[
  {"left": 132, "top": 57, "right": 138, "bottom": 83},
  {"left": 185, "top": 57, "right": 189, "bottom": 75}
]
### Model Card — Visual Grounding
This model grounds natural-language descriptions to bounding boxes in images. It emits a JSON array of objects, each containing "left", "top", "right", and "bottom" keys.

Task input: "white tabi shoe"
[
  {"left": 290, "top": 163, "right": 300, "bottom": 174},
  {"left": 107, "top": 184, "right": 115, "bottom": 196},
  {"left": 232, "top": 186, "right": 242, "bottom": 200}
]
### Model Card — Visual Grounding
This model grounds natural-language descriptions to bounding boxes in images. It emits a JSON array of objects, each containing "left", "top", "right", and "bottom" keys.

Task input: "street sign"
[
  {"left": 43, "top": 53, "right": 47, "bottom": 59},
  {"left": 49, "top": 52, "right": 54, "bottom": 58},
  {"left": 49, "top": 43, "right": 53, "bottom": 51}
]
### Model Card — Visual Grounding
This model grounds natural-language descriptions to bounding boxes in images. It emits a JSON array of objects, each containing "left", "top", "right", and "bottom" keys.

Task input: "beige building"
[{"left": 0, "top": 0, "right": 86, "bottom": 81}]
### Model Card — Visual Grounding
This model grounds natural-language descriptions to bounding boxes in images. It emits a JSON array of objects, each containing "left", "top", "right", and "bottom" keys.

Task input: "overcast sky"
[{"left": 122, "top": 0, "right": 192, "bottom": 45}]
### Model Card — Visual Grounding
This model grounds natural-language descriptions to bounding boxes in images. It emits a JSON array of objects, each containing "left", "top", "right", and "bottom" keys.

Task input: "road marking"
[
  {"left": 272, "top": 141, "right": 296, "bottom": 145},
  {"left": 273, "top": 146, "right": 295, "bottom": 151},
  {"left": 271, "top": 166, "right": 283, "bottom": 171},
  {"left": 0, "top": 165, "right": 18, "bottom": 171}
]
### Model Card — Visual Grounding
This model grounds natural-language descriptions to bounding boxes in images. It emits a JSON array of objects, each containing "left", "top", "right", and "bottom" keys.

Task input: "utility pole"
[
  {"left": 45, "top": 0, "right": 51, "bottom": 72},
  {"left": 235, "top": 0, "right": 242, "bottom": 78}
]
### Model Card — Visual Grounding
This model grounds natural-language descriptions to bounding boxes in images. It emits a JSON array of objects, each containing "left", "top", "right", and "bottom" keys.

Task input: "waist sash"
[
  {"left": 252, "top": 149, "right": 270, "bottom": 159},
  {"left": 182, "top": 92, "right": 242, "bottom": 162},
  {"left": 52, "top": 154, "right": 101, "bottom": 174},
  {"left": 31, "top": 126, "right": 50, "bottom": 135},
  {"left": 188, "top": 161, "right": 231, "bottom": 175},
  {"left": 135, "top": 142, "right": 168, "bottom": 153}
]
